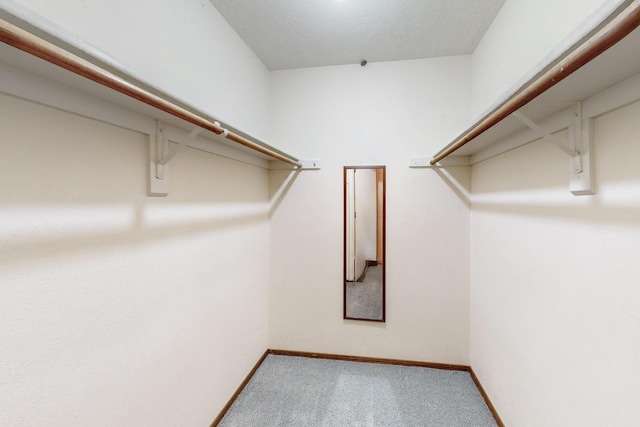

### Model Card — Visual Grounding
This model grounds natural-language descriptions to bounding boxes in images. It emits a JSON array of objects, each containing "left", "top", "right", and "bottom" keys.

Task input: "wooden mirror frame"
[{"left": 343, "top": 165, "right": 386, "bottom": 322}]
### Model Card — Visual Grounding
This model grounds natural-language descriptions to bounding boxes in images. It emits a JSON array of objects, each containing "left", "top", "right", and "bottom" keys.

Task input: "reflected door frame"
[{"left": 343, "top": 165, "right": 386, "bottom": 322}]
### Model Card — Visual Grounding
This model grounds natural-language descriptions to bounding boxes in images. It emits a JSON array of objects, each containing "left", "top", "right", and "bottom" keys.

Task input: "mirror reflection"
[{"left": 344, "top": 166, "right": 385, "bottom": 322}]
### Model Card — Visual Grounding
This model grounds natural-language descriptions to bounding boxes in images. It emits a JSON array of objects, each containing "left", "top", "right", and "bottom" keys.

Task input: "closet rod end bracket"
[{"left": 299, "top": 159, "right": 322, "bottom": 170}]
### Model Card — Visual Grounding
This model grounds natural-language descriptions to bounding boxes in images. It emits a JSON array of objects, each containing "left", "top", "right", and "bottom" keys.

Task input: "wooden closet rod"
[
  {"left": 0, "top": 18, "right": 302, "bottom": 167},
  {"left": 431, "top": 0, "right": 640, "bottom": 165}
]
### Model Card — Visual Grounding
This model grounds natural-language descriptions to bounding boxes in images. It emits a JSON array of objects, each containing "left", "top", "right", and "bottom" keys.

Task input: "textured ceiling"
[{"left": 209, "top": 0, "right": 506, "bottom": 70}]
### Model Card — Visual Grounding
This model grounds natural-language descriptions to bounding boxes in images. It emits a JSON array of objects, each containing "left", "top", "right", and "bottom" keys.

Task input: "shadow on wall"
[
  {"left": 1, "top": 142, "right": 270, "bottom": 269},
  {"left": 431, "top": 166, "right": 472, "bottom": 209},
  {"left": 268, "top": 168, "right": 301, "bottom": 217},
  {"left": 468, "top": 132, "right": 573, "bottom": 196},
  {"left": 471, "top": 199, "right": 640, "bottom": 226},
  {"left": 0, "top": 95, "right": 272, "bottom": 269},
  {"left": 470, "top": 124, "right": 640, "bottom": 226},
  {"left": 1, "top": 202, "right": 269, "bottom": 269}
]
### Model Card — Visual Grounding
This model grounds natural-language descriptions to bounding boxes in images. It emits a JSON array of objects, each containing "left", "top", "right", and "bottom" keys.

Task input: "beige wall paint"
[
  {"left": 470, "top": 100, "right": 640, "bottom": 426},
  {"left": 0, "top": 95, "right": 270, "bottom": 426},
  {"left": 268, "top": 56, "right": 472, "bottom": 364}
]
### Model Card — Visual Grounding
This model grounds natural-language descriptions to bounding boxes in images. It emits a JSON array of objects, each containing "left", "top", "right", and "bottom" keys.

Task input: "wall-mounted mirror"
[{"left": 344, "top": 166, "right": 385, "bottom": 322}]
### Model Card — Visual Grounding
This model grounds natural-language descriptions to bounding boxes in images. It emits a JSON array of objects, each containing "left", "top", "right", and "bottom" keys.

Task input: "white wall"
[
  {"left": 470, "top": 100, "right": 640, "bottom": 426},
  {"left": 0, "top": 2, "right": 276, "bottom": 424},
  {"left": 268, "top": 57, "right": 472, "bottom": 364},
  {"left": 0, "top": 94, "right": 270, "bottom": 425},
  {"left": 10, "top": 3, "right": 637, "bottom": 426},
  {"left": 471, "top": 0, "right": 611, "bottom": 118},
  {"left": 8, "top": 0, "right": 271, "bottom": 137}
]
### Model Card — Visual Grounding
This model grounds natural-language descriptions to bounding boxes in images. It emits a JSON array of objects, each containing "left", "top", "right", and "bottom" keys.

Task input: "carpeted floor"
[
  {"left": 218, "top": 355, "right": 498, "bottom": 427},
  {"left": 345, "top": 265, "right": 383, "bottom": 320}
]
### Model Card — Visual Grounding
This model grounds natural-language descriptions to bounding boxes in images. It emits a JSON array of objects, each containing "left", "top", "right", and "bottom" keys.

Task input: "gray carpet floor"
[
  {"left": 345, "top": 265, "right": 383, "bottom": 320},
  {"left": 218, "top": 355, "right": 498, "bottom": 427}
]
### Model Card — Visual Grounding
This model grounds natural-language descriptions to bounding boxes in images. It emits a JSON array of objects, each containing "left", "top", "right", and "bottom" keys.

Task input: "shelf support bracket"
[
  {"left": 149, "top": 121, "right": 169, "bottom": 197},
  {"left": 148, "top": 121, "right": 205, "bottom": 197},
  {"left": 511, "top": 108, "right": 594, "bottom": 196},
  {"left": 569, "top": 106, "right": 595, "bottom": 196},
  {"left": 512, "top": 110, "right": 579, "bottom": 157},
  {"left": 157, "top": 127, "right": 202, "bottom": 169}
]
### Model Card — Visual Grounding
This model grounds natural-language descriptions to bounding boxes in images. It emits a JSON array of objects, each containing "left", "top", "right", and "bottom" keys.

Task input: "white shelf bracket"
[
  {"left": 298, "top": 159, "right": 322, "bottom": 169},
  {"left": 512, "top": 110, "right": 579, "bottom": 157},
  {"left": 569, "top": 111, "right": 595, "bottom": 196},
  {"left": 158, "top": 127, "right": 202, "bottom": 168},
  {"left": 270, "top": 159, "right": 320, "bottom": 170},
  {"left": 512, "top": 108, "right": 594, "bottom": 196},
  {"left": 148, "top": 122, "right": 205, "bottom": 197},
  {"left": 149, "top": 121, "right": 169, "bottom": 197}
]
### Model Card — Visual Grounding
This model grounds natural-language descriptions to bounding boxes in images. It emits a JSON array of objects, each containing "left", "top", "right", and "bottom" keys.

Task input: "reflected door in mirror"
[{"left": 344, "top": 166, "right": 385, "bottom": 322}]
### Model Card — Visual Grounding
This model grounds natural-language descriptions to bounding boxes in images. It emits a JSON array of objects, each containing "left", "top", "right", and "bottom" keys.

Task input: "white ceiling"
[{"left": 209, "top": 0, "right": 507, "bottom": 70}]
